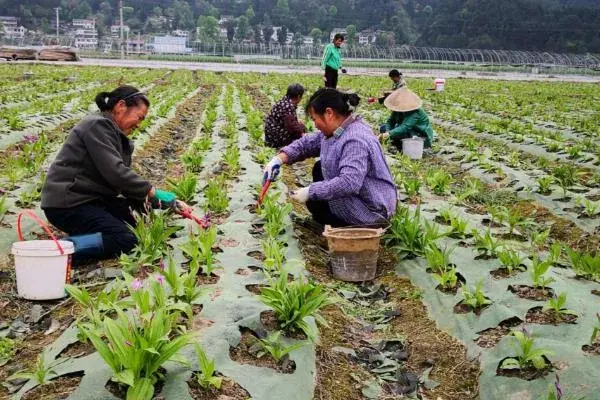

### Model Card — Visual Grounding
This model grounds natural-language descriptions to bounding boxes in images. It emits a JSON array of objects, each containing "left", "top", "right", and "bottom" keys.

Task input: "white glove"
[
  {"left": 290, "top": 186, "right": 310, "bottom": 203},
  {"left": 263, "top": 155, "right": 283, "bottom": 184}
]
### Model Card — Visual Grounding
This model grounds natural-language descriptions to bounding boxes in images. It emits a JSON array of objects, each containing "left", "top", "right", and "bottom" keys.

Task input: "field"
[{"left": 0, "top": 63, "right": 599, "bottom": 400}]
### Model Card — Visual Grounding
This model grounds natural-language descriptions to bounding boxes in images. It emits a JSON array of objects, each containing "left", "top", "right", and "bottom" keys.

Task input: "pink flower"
[
  {"left": 156, "top": 275, "right": 165, "bottom": 285},
  {"left": 159, "top": 260, "right": 166, "bottom": 271},
  {"left": 131, "top": 278, "right": 144, "bottom": 291}
]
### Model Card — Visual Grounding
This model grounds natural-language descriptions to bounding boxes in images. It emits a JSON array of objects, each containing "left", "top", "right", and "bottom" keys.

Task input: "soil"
[
  {"left": 592, "top": 289, "right": 600, "bottom": 297},
  {"left": 229, "top": 330, "right": 296, "bottom": 374},
  {"left": 454, "top": 301, "right": 491, "bottom": 316},
  {"left": 246, "top": 251, "right": 265, "bottom": 262},
  {"left": 245, "top": 284, "right": 266, "bottom": 295},
  {"left": 582, "top": 340, "right": 600, "bottom": 355},
  {"left": 21, "top": 371, "right": 84, "bottom": 400},
  {"left": 187, "top": 376, "right": 251, "bottom": 400},
  {"left": 197, "top": 273, "right": 220, "bottom": 285},
  {"left": 525, "top": 306, "right": 578, "bottom": 325},
  {"left": 57, "top": 340, "right": 95, "bottom": 359},
  {"left": 496, "top": 358, "right": 552, "bottom": 381},
  {"left": 490, "top": 266, "right": 526, "bottom": 279},
  {"left": 475, "top": 317, "right": 523, "bottom": 349},
  {"left": 105, "top": 368, "right": 166, "bottom": 399},
  {"left": 260, "top": 310, "right": 308, "bottom": 340},
  {"left": 509, "top": 285, "right": 555, "bottom": 301}
]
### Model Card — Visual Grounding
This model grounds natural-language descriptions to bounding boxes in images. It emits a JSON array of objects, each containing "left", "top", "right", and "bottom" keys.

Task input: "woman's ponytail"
[{"left": 94, "top": 92, "right": 111, "bottom": 111}]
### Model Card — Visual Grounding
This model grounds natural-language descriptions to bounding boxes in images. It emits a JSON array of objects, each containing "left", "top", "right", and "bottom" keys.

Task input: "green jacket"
[
  {"left": 385, "top": 108, "right": 434, "bottom": 148},
  {"left": 321, "top": 43, "right": 342, "bottom": 70}
]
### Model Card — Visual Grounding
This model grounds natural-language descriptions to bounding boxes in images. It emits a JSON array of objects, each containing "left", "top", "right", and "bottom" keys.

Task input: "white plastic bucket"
[
  {"left": 402, "top": 137, "right": 424, "bottom": 160},
  {"left": 12, "top": 240, "right": 74, "bottom": 300},
  {"left": 434, "top": 78, "right": 446, "bottom": 91}
]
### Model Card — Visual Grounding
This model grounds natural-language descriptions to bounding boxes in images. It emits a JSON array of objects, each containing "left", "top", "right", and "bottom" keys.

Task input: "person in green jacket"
[
  {"left": 380, "top": 87, "right": 435, "bottom": 149},
  {"left": 321, "top": 33, "right": 347, "bottom": 89}
]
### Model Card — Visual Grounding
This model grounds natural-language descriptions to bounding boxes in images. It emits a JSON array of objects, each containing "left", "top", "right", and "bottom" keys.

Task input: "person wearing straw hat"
[{"left": 379, "top": 87, "right": 434, "bottom": 149}]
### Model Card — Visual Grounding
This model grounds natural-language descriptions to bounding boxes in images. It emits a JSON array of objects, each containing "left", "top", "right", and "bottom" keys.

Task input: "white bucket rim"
[
  {"left": 12, "top": 240, "right": 74, "bottom": 256},
  {"left": 402, "top": 137, "right": 424, "bottom": 143}
]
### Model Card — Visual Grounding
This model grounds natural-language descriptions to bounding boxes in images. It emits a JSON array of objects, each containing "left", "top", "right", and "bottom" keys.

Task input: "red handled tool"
[
  {"left": 177, "top": 208, "right": 210, "bottom": 229},
  {"left": 257, "top": 179, "right": 272, "bottom": 206}
]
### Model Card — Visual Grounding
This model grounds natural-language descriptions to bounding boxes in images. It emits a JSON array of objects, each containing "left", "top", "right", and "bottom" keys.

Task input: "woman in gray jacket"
[{"left": 41, "top": 85, "right": 188, "bottom": 262}]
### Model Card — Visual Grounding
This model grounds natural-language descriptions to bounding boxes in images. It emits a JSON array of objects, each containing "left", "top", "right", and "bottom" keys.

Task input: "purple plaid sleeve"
[
  {"left": 280, "top": 132, "right": 322, "bottom": 163},
  {"left": 309, "top": 137, "right": 368, "bottom": 200}
]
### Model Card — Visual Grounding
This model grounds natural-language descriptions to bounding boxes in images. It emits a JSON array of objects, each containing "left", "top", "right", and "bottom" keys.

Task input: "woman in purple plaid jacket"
[{"left": 263, "top": 88, "right": 398, "bottom": 227}]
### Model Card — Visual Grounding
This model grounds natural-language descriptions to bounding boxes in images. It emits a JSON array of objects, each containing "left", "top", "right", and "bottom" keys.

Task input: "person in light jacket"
[
  {"left": 41, "top": 85, "right": 189, "bottom": 262},
  {"left": 321, "top": 33, "right": 347, "bottom": 89}
]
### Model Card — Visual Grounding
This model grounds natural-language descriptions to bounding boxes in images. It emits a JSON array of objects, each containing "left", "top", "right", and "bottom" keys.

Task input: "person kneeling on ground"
[
  {"left": 263, "top": 88, "right": 397, "bottom": 227},
  {"left": 375, "top": 69, "right": 406, "bottom": 104},
  {"left": 264, "top": 83, "right": 306, "bottom": 148},
  {"left": 41, "top": 85, "right": 190, "bottom": 263},
  {"left": 379, "top": 87, "right": 435, "bottom": 150}
]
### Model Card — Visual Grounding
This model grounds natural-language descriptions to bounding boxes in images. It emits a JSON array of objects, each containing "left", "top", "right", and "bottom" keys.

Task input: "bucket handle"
[{"left": 16, "top": 210, "right": 65, "bottom": 255}]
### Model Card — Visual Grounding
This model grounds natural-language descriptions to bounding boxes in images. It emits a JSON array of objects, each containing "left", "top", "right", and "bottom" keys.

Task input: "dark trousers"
[
  {"left": 44, "top": 198, "right": 143, "bottom": 260},
  {"left": 306, "top": 161, "right": 346, "bottom": 227},
  {"left": 324, "top": 66, "right": 338, "bottom": 89}
]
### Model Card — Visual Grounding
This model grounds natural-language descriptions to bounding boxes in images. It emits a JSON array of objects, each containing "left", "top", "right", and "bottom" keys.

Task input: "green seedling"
[
  {"left": 488, "top": 205, "right": 507, "bottom": 226},
  {"left": 9, "top": 351, "right": 66, "bottom": 386},
  {"left": 498, "top": 248, "right": 526, "bottom": 274},
  {"left": 434, "top": 266, "right": 458, "bottom": 290},
  {"left": 0, "top": 337, "right": 16, "bottom": 366},
  {"left": 437, "top": 207, "right": 455, "bottom": 224},
  {"left": 181, "top": 151, "right": 204, "bottom": 173},
  {"left": 426, "top": 168, "right": 453, "bottom": 195},
  {"left": 500, "top": 329, "right": 553, "bottom": 371},
  {"left": 261, "top": 198, "right": 292, "bottom": 238},
  {"left": 260, "top": 271, "right": 334, "bottom": 341},
  {"left": 530, "top": 255, "right": 555, "bottom": 288},
  {"left": 576, "top": 197, "right": 600, "bottom": 218},
  {"left": 474, "top": 229, "right": 502, "bottom": 258},
  {"left": 566, "top": 248, "right": 600, "bottom": 282},
  {"left": 529, "top": 229, "right": 550, "bottom": 250},
  {"left": 254, "top": 147, "right": 275, "bottom": 165},
  {"left": 160, "top": 256, "right": 207, "bottom": 306},
  {"left": 223, "top": 144, "right": 240, "bottom": 176},
  {"left": 567, "top": 145, "right": 582, "bottom": 159},
  {"left": 507, "top": 151, "right": 520, "bottom": 168},
  {"left": 18, "top": 185, "right": 41, "bottom": 207},
  {"left": 448, "top": 215, "right": 470, "bottom": 239},
  {"left": 548, "top": 242, "right": 563, "bottom": 266},
  {"left": 456, "top": 178, "right": 484, "bottom": 202},
  {"left": 461, "top": 281, "right": 492, "bottom": 310},
  {"left": 255, "top": 331, "right": 305, "bottom": 363},
  {"left": 402, "top": 176, "right": 422, "bottom": 197},
  {"left": 0, "top": 195, "right": 9, "bottom": 223},
  {"left": 552, "top": 164, "right": 577, "bottom": 198},
  {"left": 193, "top": 345, "right": 222, "bottom": 390},
  {"left": 166, "top": 173, "right": 198, "bottom": 203},
  {"left": 261, "top": 237, "right": 286, "bottom": 273},
  {"left": 502, "top": 207, "right": 535, "bottom": 236},
  {"left": 126, "top": 211, "right": 178, "bottom": 273},
  {"left": 536, "top": 176, "right": 554, "bottom": 195},
  {"left": 204, "top": 177, "right": 229, "bottom": 213},
  {"left": 592, "top": 314, "right": 600, "bottom": 344},
  {"left": 546, "top": 141, "right": 561, "bottom": 153},
  {"left": 425, "top": 244, "right": 455, "bottom": 273},
  {"left": 543, "top": 292, "right": 576, "bottom": 320}
]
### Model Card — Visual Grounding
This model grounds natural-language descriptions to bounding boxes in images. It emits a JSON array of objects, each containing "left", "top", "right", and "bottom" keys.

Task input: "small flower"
[
  {"left": 522, "top": 326, "right": 531, "bottom": 337},
  {"left": 131, "top": 278, "right": 144, "bottom": 291},
  {"left": 124, "top": 340, "right": 133, "bottom": 347},
  {"left": 156, "top": 275, "right": 165, "bottom": 285},
  {"left": 159, "top": 260, "right": 166, "bottom": 271}
]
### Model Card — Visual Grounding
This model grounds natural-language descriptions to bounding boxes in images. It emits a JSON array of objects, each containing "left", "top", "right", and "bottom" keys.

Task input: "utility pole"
[
  {"left": 119, "top": 0, "right": 124, "bottom": 59},
  {"left": 54, "top": 7, "right": 60, "bottom": 44}
]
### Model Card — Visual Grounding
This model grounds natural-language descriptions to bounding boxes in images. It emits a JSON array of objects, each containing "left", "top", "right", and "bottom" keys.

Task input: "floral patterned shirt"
[{"left": 264, "top": 96, "right": 306, "bottom": 148}]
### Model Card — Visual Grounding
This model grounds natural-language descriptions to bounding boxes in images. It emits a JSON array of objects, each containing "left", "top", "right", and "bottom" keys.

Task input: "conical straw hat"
[{"left": 384, "top": 87, "right": 422, "bottom": 112}]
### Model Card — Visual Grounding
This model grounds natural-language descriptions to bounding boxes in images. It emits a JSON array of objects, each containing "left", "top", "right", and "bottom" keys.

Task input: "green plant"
[
  {"left": 0, "top": 195, "right": 9, "bottom": 223},
  {"left": 474, "top": 229, "right": 502, "bottom": 258},
  {"left": 160, "top": 256, "right": 207, "bottom": 306},
  {"left": 260, "top": 197, "right": 292, "bottom": 238},
  {"left": 125, "top": 211, "right": 178, "bottom": 273},
  {"left": 426, "top": 168, "right": 453, "bottom": 195},
  {"left": 543, "top": 292, "right": 576, "bottom": 320},
  {"left": 0, "top": 337, "right": 16, "bottom": 366},
  {"left": 576, "top": 197, "right": 600, "bottom": 218},
  {"left": 9, "top": 351, "right": 67, "bottom": 386},
  {"left": 552, "top": 164, "right": 577, "bottom": 198},
  {"left": 384, "top": 206, "right": 429, "bottom": 260},
  {"left": 255, "top": 331, "right": 305, "bottom": 363},
  {"left": 567, "top": 145, "right": 582, "bottom": 159},
  {"left": 223, "top": 144, "right": 240, "bottom": 176},
  {"left": 80, "top": 279, "right": 194, "bottom": 400},
  {"left": 180, "top": 226, "right": 219, "bottom": 276},
  {"left": 18, "top": 185, "right": 41, "bottom": 207},
  {"left": 531, "top": 255, "right": 555, "bottom": 288},
  {"left": 260, "top": 271, "right": 334, "bottom": 341},
  {"left": 166, "top": 173, "right": 198, "bottom": 203},
  {"left": 402, "top": 175, "right": 422, "bottom": 197},
  {"left": 204, "top": 177, "right": 229, "bottom": 213},
  {"left": 536, "top": 176, "right": 554, "bottom": 195},
  {"left": 591, "top": 314, "right": 600, "bottom": 344},
  {"left": 461, "top": 281, "right": 492, "bottom": 310},
  {"left": 262, "top": 237, "right": 286, "bottom": 273},
  {"left": 500, "top": 329, "right": 553, "bottom": 371},
  {"left": 498, "top": 248, "right": 526, "bottom": 274},
  {"left": 434, "top": 266, "right": 458, "bottom": 290},
  {"left": 566, "top": 248, "right": 600, "bottom": 282},
  {"left": 456, "top": 178, "right": 484, "bottom": 202},
  {"left": 448, "top": 215, "right": 470, "bottom": 239},
  {"left": 425, "top": 244, "right": 455, "bottom": 273},
  {"left": 437, "top": 207, "right": 455, "bottom": 224},
  {"left": 254, "top": 147, "right": 275, "bottom": 165},
  {"left": 193, "top": 345, "right": 222, "bottom": 390},
  {"left": 502, "top": 207, "right": 535, "bottom": 236},
  {"left": 530, "top": 229, "right": 551, "bottom": 250},
  {"left": 181, "top": 151, "right": 204, "bottom": 173}
]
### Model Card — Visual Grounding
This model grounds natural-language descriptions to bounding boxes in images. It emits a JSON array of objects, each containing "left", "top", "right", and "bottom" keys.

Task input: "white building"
[
  {"left": 72, "top": 19, "right": 98, "bottom": 49},
  {"left": 110, "top": 24, "right": 130, "bottom": 37},
  {"left": 358, "top": 30, "right": 382, "bottom": 45},
  {"left": 303, "top": 36, "right": 314, "bottom": 46},
  {"left": 150, "top": 35, "right": 190, "bottom": 53},
  {"left": 0, "top": 16, "right": 25, "bottom": 38},
  {"left": 172, "top": 29, "right": 188, "bottom": 38}
]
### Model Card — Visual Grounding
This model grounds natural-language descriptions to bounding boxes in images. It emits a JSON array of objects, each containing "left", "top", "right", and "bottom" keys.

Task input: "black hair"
[
  {"left": 305, "top": 88, "right": 360, "bottom": 117},
  {"left": 389, "top": 69, "right": 402, "bottom": 78},
  {"left": 94, "top": 85, "right": 150, "bottom": 112},
  {"left": 286, "top": 83, "right": 305, "bottom": 98},
  {"left": 333, "top": 33, "right": 345, "bottom": 41}
]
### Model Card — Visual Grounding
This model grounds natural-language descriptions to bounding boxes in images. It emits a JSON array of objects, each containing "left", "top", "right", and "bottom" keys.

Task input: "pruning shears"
[{"left": 176, "top": 206, "right": 210, "bottom": 229}]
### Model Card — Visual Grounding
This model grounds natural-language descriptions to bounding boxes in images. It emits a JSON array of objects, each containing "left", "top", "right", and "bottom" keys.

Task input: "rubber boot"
[{"left": 63, "top": 233, "right": 105, "bottom": 263}]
